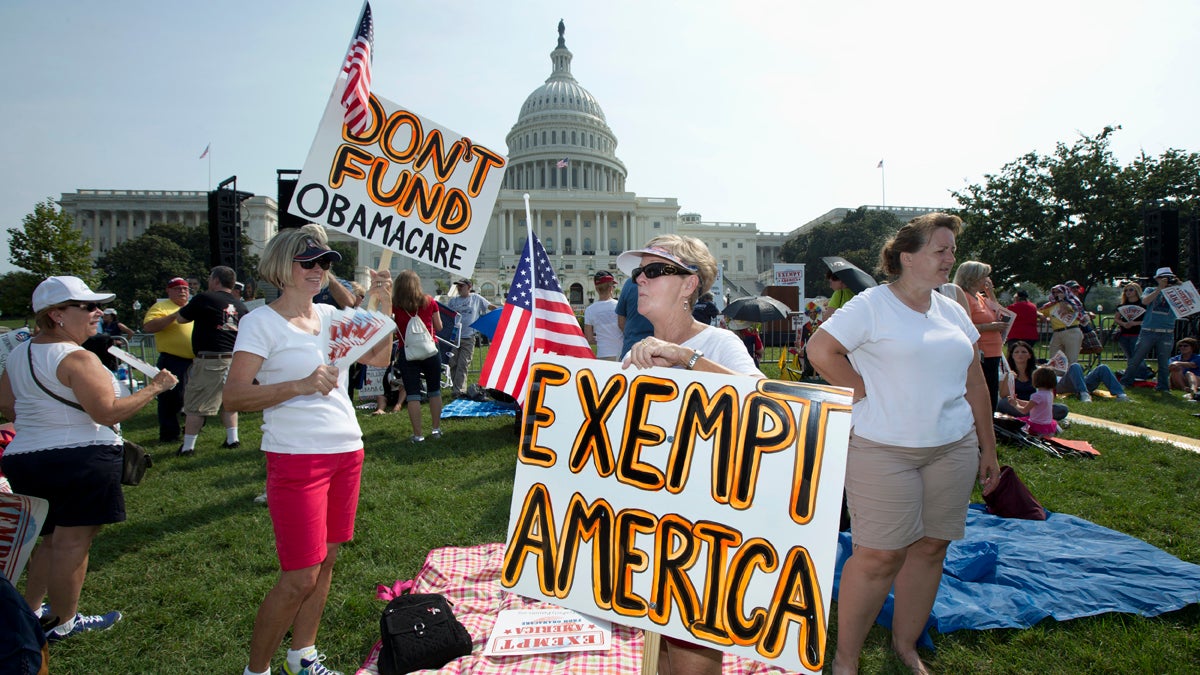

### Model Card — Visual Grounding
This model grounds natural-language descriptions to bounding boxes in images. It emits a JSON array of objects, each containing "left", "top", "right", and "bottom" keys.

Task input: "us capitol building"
[{"left": 60, "top": 23, "right": 936, "bottom": 304}]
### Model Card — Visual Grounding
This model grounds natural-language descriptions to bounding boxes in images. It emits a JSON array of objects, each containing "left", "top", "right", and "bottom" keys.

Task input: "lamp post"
[{"left": 132, "top": 300, "right": 142, "bottom": 332}]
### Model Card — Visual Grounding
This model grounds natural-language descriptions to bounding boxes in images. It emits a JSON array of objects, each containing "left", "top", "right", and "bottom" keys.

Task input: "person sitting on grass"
[
  {"left": 1168, "top": 337, "right": 1200, "bottom": 401},
  {"left": 997, "top": 341, "right": 1069, "bottom": 421},
  {"left": 1006, "top": 365, "right": 1061, "bottom": 438}
]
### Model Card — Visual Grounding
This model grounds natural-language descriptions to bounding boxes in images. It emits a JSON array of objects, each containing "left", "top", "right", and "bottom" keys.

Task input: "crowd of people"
[{"left": 2, "top": 212, "right": 1197, "bottom": 675}]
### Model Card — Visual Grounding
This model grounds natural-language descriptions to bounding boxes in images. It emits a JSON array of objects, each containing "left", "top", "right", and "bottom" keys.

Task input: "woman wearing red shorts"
[{"left": 224, "top": 225, "right": 392, "bottom": 675}]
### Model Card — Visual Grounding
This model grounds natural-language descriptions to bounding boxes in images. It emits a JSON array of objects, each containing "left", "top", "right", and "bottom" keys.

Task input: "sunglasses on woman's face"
[
  {"left": 68, "top": 302, "right": 101, "bottom": 312},
  {"left": 297, "top": 258, "right": 332, "bottom": 270},
  {"left": 632, "top": 262, "right": 693, "bottom": 282}
]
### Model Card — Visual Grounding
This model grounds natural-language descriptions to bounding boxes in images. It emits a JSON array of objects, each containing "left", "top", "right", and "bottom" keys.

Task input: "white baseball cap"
[{"left": 32, "top": 276, "right": 115, "bottom": 313}]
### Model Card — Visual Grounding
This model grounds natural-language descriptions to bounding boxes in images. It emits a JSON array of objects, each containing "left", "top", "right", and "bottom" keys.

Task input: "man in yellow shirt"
[{"left": 143, "top": 277, "right": 195, "bottom": 442}]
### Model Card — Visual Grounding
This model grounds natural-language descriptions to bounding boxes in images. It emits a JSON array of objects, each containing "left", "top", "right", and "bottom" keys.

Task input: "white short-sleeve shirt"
[
  {"left": 233, "top": 304, "right": 362, "bottom": 454},
  {"left": 819, "top": 285, "right": 979, "bottom": 447}
]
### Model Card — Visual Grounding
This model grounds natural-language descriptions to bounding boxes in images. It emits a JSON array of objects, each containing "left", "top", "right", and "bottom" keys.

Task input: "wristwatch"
[{"left": 685, "top": 349, "right": 703, "bottom": 370}]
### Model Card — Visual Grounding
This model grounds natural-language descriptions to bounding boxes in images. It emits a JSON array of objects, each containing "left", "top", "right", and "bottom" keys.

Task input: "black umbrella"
[
  {"left": 822, "top": 256, "right": 878, "bottom": 294},
  {"left": 722, "top": 295, "right": 792, "bottom": 323}
]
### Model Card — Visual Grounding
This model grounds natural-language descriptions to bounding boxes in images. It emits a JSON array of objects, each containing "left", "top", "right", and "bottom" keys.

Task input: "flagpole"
[
  {"left": 879, "top": 159, "right": 886, "bottom": 208},
  {"left": 523, "top": 193, "right": 536, "bottom": 359},
  {"left": 208, "top": 149, "right": 212, "bottom": 191}
]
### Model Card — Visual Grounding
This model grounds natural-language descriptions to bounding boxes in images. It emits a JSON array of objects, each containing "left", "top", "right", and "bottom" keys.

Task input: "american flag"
[
  {"left": 556, "top": 157, "right": 569, "bottom": 169},
  {"left": 341, "top": 3, "right": 374, "bottom": 135},
  {"left": 199, "top": 144, "right": 209, "bottom": 159},
  {"left": 876, "top": 159, "right": 884, "bottom": 169},
  {"left": 479, "top": 233, "right": 593, "bottom": 404}
]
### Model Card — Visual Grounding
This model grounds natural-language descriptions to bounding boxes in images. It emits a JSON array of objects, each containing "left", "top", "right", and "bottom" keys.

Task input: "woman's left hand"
[
  {"left": 978, "top": 448, "right": 1001, "bottom": 496},
  {"left": 368, "top": 269, "right": 392, "bottom": 304},
  {"left": 623, "top": 336, "right": 689, "bottom": 370}
]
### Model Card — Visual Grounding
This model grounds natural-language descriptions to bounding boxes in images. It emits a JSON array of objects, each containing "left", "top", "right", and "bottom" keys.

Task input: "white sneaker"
[
  {"left": 1079, "top": 392, "right": 1092, "bottom": 403},
  {"left": 1116, "top": 394, "right": 1131, "bottom": 402},
  {"left": 254, "top": 492, "right": 268, "bottom": 505}
]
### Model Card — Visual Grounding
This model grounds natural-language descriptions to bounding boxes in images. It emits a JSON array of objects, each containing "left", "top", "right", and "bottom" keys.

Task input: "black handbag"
[
  {"left": 378, "top": 591, "right": 473, "bottom": 675},
  {"left": 120, "top": 440, "right": 152, "bottom": 486},
  {"left": 26, "top": 345, "right": 151, "bottom": 486}
]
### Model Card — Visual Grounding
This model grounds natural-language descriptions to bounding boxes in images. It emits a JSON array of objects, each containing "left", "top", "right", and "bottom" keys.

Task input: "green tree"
[
  {"left": 8, "top": 199, "right": 96, "bottom": 284},
  {"left": 953, "top": 126, "right": 1200, "bottom": 290},
  {"left": 328, "top": 240, "right": 358, "bottom": 281},
  {"left": 95, "top": 235, "right": 195, "bottom": 321},
  {"left": 779, "top": 208, "right": 899, "bottom": 295},
  {"left": 0, "top": 271, "right": 43, "bottom": 320}
]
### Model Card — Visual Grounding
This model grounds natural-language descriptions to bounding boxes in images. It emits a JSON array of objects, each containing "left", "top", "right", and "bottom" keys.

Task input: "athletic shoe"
[
  {"left": 410, "top": 435, "right": 425, "bottom": 443},
  {"left": 45, "top": 611, "right": 122, "bottom": 642},
  {"left": 1079, "top": 392, "right": 1092, "bottom": 403},
  {"left": 253, "top": 492, "right": 268, "bottom": 505},
  {"left": 1116, "top": 394, "right": 1131, "bottom": 402},
  {"left": 280, "top": 652, "right": 343, "bottom": 675},
  {"left": 221, "top": 440, "right": 241, "bottom": 449},
  {"left": 35, "top": 602, "right": 51, "bottom": 619},
  {"left": 176, "top": 445, "right": 193, "bottom": 456},
  {"left": 429, "top": 428, "right": 443, "bottom": 439}
]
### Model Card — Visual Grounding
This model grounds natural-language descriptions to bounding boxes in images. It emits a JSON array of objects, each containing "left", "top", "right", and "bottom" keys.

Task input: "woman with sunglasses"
[
  {"left": 224, "top": 225, "right": 392, "bottom": 675},
  {"left": 616, "top": 234, "right": 762, "bottom": 675},
  {"left": 807, "top": 213, "right": 999, "bottom": 675},
  {"left": 0, "top": 276, "right": 178, "bottom": 642}
]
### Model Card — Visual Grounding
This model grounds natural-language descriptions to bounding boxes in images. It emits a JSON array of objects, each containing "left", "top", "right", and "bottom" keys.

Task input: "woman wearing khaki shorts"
[{"left": 808, "top": 213, "right": 999, "bottom": 674}]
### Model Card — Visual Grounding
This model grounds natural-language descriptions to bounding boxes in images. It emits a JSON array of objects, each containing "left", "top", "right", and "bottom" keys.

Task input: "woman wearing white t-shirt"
[
  {"left": 616, "top": 234, "right": 762, "bottom": 675},
  {"left": 807, "top": 213, "right": 999, "bottom": 675},
  {"left": 224, "top": 225, "right": 392, "bottom": 675}
]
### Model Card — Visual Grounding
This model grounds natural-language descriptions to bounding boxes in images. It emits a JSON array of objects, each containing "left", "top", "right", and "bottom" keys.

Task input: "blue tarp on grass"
[
  {"left": 441, "top": 398, "right": 519, "bottom": 419},
  {"left": 834, "top": 504, "right": 1200, "bottom": 647}
]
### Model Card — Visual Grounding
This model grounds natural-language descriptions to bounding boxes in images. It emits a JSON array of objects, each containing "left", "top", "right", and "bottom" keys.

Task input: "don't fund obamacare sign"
[
  {"left": 290, "top": 89, "right": 507, "bottom": 275},
  {"left": 501, "top": 357, "right": 851, "bottom": 673}
]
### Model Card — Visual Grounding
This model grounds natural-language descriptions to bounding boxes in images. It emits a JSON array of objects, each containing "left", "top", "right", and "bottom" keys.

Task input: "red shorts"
[{"left": 266, "top": 449, "right": 364, "bottom": 571}]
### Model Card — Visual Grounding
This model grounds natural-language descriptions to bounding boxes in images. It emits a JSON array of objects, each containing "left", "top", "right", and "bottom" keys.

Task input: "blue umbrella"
[{"left": 471, "top": 308, "right": 503, "bottom": 339}]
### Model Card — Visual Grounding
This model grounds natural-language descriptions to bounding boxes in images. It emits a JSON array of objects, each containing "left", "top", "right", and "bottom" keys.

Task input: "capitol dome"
[{"left": 504, "top": 21, "right": 627, "bottom": 193}]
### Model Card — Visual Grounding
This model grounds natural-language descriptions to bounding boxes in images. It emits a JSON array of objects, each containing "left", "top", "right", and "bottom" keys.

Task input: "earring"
[{"left": 57, "top": 321, "right": 64, "bottom": 327}]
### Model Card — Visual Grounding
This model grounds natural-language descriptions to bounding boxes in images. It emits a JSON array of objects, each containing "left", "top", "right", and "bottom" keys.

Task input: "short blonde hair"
[
  {"left": 953, "top": 260, "right": 992, "bottom": 292},
  {"left": 258, "top": 224, "right": 330, "bottom": 290},
  {"left": 643, "top": 234, "right": 718, "bottom": 302}
]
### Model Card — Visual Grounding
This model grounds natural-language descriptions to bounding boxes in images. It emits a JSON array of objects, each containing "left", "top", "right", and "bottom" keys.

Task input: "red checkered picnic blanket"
[{"left": 356, "top": 544, "right": 799, "bottom": 674}]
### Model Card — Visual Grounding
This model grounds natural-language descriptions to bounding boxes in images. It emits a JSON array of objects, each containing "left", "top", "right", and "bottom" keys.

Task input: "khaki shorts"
[
  {"left": 844, "top": 429, "right": 979, "bottom": 550},
  {"left": 183, "top": 355, "right": 232, "bottom": 416}
]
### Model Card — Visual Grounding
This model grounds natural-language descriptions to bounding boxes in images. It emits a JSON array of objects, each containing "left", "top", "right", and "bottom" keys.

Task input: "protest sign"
[
  {"left": 773, "top": 264, "right": 805, "bottom": 295},
  {"left": 360, "top": 364, "right": 386, "bottom": 399},
  {"left": 290, "top": 88, "right": 507, "bottom": 275},
  {"left": 483, "top": 608, "right": 612, "bottom": 657},
  {"left": 0, "top": 328, "right": 31, "bottom": 372},
  {"left": 501, "top": 356, "right": 851, "bottom": 673},
  {"left": 1161, "top": 280, "right": 1200, "bottom": 318}
]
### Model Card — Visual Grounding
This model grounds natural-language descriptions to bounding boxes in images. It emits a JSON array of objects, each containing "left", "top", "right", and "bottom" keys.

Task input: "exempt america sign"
[
  {"left": 290, "top": 86, "right": 507, "bottom": 275},
  {"left": 501, "top": 356, "right": 851, "bottom": 672}
]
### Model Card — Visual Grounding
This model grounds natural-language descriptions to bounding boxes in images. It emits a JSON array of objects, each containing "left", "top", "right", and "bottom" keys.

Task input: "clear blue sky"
[{"left": 2, "top": 0, "right": 1198, "bottom": 274}]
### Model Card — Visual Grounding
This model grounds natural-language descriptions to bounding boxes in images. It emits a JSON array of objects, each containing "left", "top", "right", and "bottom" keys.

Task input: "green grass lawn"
[{"left": 12, "top": 358, "right": 1200, "bottom": 673}]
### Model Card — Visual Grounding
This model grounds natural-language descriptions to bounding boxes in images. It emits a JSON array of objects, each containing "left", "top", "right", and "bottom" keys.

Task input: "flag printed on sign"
[
  {"left": 341, "top": 2, "right": 374, "bottom": 135},
  {"left": 479, "top": 233, "right": 593, "bottom": 404}
]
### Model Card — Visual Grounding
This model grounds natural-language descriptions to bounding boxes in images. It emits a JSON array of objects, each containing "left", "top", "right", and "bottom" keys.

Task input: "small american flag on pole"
[
  {"left": 479, "top": 233, "right": 593, "bottom": 404},
  {"left": 199, "top": 144, "right": 210, "bottom": 159},
  {"left": 341, "top": 2, "right": 374, "bottom": 135},
  {"left": 556, "top": 157, "right": 569, "bottom": 169}
]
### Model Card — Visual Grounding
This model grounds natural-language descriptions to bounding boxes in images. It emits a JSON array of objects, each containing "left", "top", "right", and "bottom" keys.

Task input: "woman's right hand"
[{"left": 300, "top": 364, "right": 340, "bottom": 396}]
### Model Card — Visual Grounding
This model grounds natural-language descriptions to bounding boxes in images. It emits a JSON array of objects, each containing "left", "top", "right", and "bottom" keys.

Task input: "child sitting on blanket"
[{"left": 1007, "top": 366, "right": 1061, "bottom": 437}]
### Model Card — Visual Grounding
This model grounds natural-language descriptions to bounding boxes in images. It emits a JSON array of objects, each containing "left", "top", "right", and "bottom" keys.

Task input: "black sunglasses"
[
  {"left": 68, "top": 302, "right": 102, "bottom": 312},
  {"left": 632, "top": 262, "right": 693, "bottom": 282},
  {"left": 297, "top": 258, "right": 333, "bottom": 270}
]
